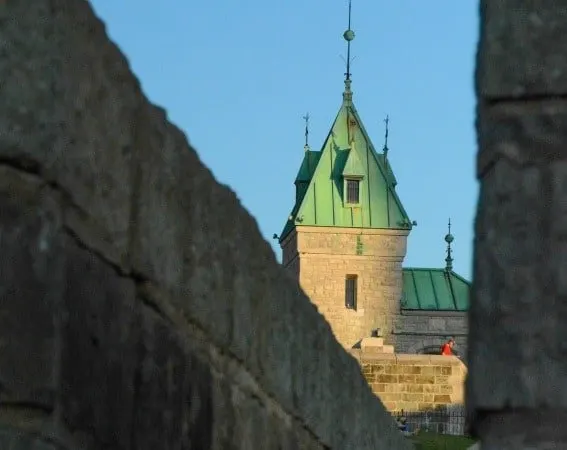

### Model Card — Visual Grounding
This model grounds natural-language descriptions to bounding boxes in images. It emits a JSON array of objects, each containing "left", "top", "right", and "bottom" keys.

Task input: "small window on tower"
[
  {"left": 345, "top": 275, "right": 358, "bottom": 310},
  {"left": 346, "top": 179, "right": 360, "bottom": 204}
]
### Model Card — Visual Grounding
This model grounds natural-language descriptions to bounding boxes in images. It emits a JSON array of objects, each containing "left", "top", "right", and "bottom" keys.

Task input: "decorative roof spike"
[
  {"left": 444, "top": 218, "right": 454, "bottom": 271},
  {"left": 383, "top": 114, "right": 390, "bottom": 158},
  {"left": 342, "top": 0, "right": 355, "bottom": 102},
  {"left": 303, "top": 112, "right": 310, "bottom": 151}
]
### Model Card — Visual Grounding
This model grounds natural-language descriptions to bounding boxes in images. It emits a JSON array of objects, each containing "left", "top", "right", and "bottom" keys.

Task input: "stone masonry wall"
[
  {"left": 469, "top": 1, "right": 567, "bottom": 448},
  {"left": 351, "top": 352, "right": 466, "bottom": 413},
  {"left": 282, "top": 226, "right": 409, "bottom": 349},
  {"left": 394, "top": 312, "right": 468, "bottom": 359},
  {"left": 0, "top": 1, "right": 411, "bottom": 449}
]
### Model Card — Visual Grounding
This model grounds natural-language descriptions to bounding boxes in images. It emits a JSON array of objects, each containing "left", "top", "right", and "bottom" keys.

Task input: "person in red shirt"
[{"left": 441, "top": 338, "right": 455, "bottom": 356}]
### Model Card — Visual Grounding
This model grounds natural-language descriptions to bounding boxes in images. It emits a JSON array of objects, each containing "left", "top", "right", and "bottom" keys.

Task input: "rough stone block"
[
  {"left": 434, "top": 395, "right": 452, "bottom": 404},
  {"left": 129, "top": 104, "right": 297, "bottom": 406},
  {"left": 469, "top": 156, "right": 567, "bottom": 411},
  {"left": 132, "top": 308, "right": 213, "bottom": 450},
  {"left": 477, "top": 102, "right": 567, "bottom": 179},
  {"left": 0, "top": 167, "right": 63, "bottom": 408},
  {"left": 0, "top": 425, "right": 58, "bottom": 450},
  {"left": 128, "top": 110, "right": 230, "bottom": 351},
  {"left": 248, "top": 273, "right": 300, "bottom": 416},
  {"left": 231, "top": 388, "right": 270, "bottom": 450},
  {"left": 478, "top": 1, "right": 567, "bottom": 98},
  {"left": 59, "top": 237, "right": 139, "bottom": 449},
  {"left": 128, "top": 106, "right": 199, "bottom": 290},
  {"left": 0, "top": 0, "right": 139, "bottom": 265},
  {"left": 360, "top": 337, "right": 384, "bottom": 348},
  {"left": 291, "top": 314, "right": 334, "bottom": 444}
]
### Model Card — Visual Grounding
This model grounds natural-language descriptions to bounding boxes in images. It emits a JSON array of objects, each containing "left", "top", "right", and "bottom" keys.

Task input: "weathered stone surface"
[
  {"left": 474, "top": 410, "right": 567, "bottom": 450},
  {"left": 290, "top": 314, "right": 333, "bottom": 441},
  {"left": 60, "top": 237, "right": 139, "bottom": 449},
  {"left": 128, "top": 105, "right": 196, "bottom": 295},
  {"left": 210, "top": 374, "right": 236, "bottom": 450},
  {"left": 478, "top": 1, "right": 567, "bottom": 98},
  {"left": 469, "top": 157, "right": 567, "bottom": 413},
  {"left": 0, "top": 0, "right": 414, "bottom": 448},
  {"left": 355, "top": 353, "right": 466, "bottom": 413},
  {"left": 0, "top": 167, "right": 62, "bottom": 408},
  {"left": 472, "top": 0, "right": 567, "bottom": 448},
  {"left": 0, "top": 0, "right": 140, "bottom": 265},
  {"left": 477, "top": 102, "right": 567, "bottom": 179},
  {"left": 133, "top": 308, "right": 213, "bottom": 450},
  {"left": 393, "top": 312, "right": 468, "bottom": 357},
  {"left": 469, "top": 159, "right": 548, "bottom": 410},
  {"left": 470, "top": 159, "right": 567, "bottom": 408},
  {"left": 0, "top": 427, "right": 58, "bottom": 450}
]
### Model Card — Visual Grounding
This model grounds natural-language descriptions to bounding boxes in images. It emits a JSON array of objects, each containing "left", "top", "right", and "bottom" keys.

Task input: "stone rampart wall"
[
  {"left": 394, "top": 312, "right": 468, "bottom": 358},
  {"left": 0, "top": 1, "right": 411, "bottom": 449},
  {"left": 351, "top": 352, "right": 466, "bottom": 413}
]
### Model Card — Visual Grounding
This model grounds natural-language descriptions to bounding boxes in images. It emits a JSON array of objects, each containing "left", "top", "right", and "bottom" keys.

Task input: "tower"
[{"left": 278, "top": 2, "right": 415, "bottom": 349}]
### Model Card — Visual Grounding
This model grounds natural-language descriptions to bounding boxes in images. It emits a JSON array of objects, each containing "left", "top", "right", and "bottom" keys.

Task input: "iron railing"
[{"left": 392, "top": 408, "right": 469, "bottom": 436}]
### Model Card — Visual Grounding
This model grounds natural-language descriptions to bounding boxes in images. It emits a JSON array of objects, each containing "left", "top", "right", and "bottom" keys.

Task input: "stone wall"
[
  {"left": 470, "top": 1, "right": 567, "bottom": 448},
  {"left": 282, "top": 226, "right": 409, "bottom": 348},
  {"left": 394, "top": 311, "right": 468, "bottom": 358},
  {"left": 351, "top": 352, "right": 466, "bottom": 412},
  {"left": 0, "top": 1, "right": 412, "bottom": 449}
]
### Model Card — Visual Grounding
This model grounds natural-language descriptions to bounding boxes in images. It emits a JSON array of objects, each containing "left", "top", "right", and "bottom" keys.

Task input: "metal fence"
[{"left": 392, "top": 407, "right": 469, "bottom": 436}]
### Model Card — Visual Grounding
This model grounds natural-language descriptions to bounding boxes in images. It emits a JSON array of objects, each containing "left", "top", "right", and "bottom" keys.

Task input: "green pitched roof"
[
  {"left": 296, "top": 150, "right": 321, "bottom": 182},
  {"left": 401, "top": 268, "right": 470, "bottom": 312},
  {"left": 342, "top": 146, "right": 365, "bottom": 177},
  {"left": 280, "top": 88, "right": 412, "bottom": 241}
]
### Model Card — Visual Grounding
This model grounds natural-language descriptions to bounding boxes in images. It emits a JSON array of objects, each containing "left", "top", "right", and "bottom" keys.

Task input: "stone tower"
[{"left": 278, "top": 9, "right": 414, "bottom": 349}]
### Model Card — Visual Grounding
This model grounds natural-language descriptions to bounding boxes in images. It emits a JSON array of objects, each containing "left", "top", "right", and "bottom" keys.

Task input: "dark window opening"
[
  {"left": 346, "top": 179, "right": 360, "bottom": 204},
  {"left": 419, "top": 345, "right": 460, "bottom": 357},
  {"left": 345, "top": 275, "right": 358, "bottom": 310}
]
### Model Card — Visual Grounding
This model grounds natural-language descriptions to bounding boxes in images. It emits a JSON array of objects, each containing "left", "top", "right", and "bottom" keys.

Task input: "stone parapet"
[
  {"left": 0, "top": 1, "right": 412, "bottom": 449},
  {"left": 351, "top": 351, "right": 467, "bottom": 413}
]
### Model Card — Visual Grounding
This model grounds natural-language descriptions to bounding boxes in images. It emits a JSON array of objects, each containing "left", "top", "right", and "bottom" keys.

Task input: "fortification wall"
[
  {"left": 351, "top": 352, "right": 466, "bottom": 412},
  {"left": 0, "top": 1, "right": 411, "bottom": 449},
  {"left": 394, "top": 312, "right": 468, "bottom": 358}
]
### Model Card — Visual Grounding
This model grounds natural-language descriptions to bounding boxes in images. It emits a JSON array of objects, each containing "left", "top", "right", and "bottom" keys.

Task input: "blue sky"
[{"left": 91, "top": 1, "right": 478, "bottom": 279}]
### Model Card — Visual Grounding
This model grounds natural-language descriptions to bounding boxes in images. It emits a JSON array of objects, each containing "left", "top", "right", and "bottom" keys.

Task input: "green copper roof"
[
  {"left": 401, "top": 268, "right": 470, "bottom": 311},
  {"left": 296, "top": 150, "right": 321, "bottom": 182},
  {"left": 342, "top": 145, "right": 365, "bottom": 177},
  {"left": 280, "top": 89, "right": 412, "bottom": 241}
]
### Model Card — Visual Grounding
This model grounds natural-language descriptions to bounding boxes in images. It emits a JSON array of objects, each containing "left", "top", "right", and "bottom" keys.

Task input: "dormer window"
[{"left": 345, "top": 178, "right": 360, "bottom": 204}]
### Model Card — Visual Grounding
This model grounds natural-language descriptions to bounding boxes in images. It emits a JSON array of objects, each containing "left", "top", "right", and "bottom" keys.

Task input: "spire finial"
[
  {"left": 383, "top": 115, "right": 390, "bottom": 158},
  {"left": 303, "top": 112, "right": 310, "bottom": 151},
  {"left": 342, "top": 0, "right": 355, "bottom": 101},
  {"left": 444, "top": 218, "right": 454, "bottom": 271}
]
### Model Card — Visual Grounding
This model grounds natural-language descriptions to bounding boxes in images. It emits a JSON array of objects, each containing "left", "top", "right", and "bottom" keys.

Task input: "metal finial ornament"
[
  {"left": 343, "top": 0, "right": 354, "bottom": 95},
  {"left": 445, "top": 218, "right": 454, "bottom": 271},
  {"left": 383, "top": 115, "right": 390, "bottom": 158},
  {"left": 303, "top": 113, "right": 310, "bottom": 150},
  {"left": 343, "top": 0, "right": 355, "bottom": 80}
]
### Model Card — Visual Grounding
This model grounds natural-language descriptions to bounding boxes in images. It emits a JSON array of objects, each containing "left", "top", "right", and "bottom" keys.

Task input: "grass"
[{"left": 411, "top": 432, "right": 476, "bottom": 450}]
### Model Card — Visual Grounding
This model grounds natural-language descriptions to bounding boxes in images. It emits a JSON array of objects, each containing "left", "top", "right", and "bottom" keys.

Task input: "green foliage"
[{"left": 411, "top": 432, "right": 476, "bottom": 450}]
